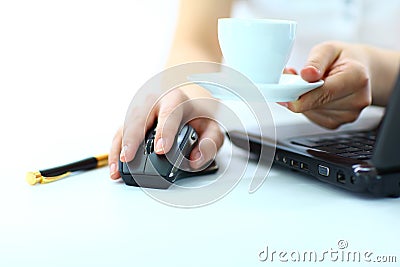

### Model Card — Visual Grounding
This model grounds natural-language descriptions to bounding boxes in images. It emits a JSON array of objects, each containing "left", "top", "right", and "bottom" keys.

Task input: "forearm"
[
  {"left": 167, "top": 38, "right": 223, "bottom": 67},
  {"left": 167, "top": 37, "right": 223, "bottom": 100},
  {"left": 168, "top": 43, "right": 220, "bottom": 117},
  {"left": 165, "top": 0, "right": 232, "bottom": 101},
  {"left": 364, "top": 46, "right": 400, "bottom": 106}
]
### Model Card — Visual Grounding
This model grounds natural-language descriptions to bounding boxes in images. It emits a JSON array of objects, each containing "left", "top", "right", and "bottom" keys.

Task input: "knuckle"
[
  {"left": 323, "top": 118, "right": 341, "bottom": 129},
  {"left": 355, "top": 95, "right": 371, "bottom": 111},
  {"left": 306, "top": 112, "right": 340, "bottom": 129},
  {"left": 157, "top": 92, "right": 187, "bottom": 120},
  {"left": 287, "top": 104, "right": 299, "bottom": 113},
  {"left": 140, "top": 94, "right": 160, "bottom": 114},
  {"left": 158, "top": 105, "right": 175, "bottom": 118},
  {"left": 306, "top": 58, "right": 322, "bottom": 70},
  {"left": 359, "top": 72, "right": 370, "bottom": 89},
  {"left": 342, "top": 110, "right": 364, "bottom": 127},
  {"left": 287, "top": 101, "right": 304, "bottom": 113},
  {"left": 351, "top": 66, "right": 372, "bottom": 110},
  {"left": 145, "top": 93, "right": 159, "bottom": 105},
  {"left": 349, "top": 60, "right": 371, "bottom": 88},
  {"left": 318, "top": 88, "right": 335, "bottom": 106},
  {"left": 347, "top": 112, "right": 360, "bottom": 123},
  {"left": 319, "top": 40, "right": 342, "bottom": 51},
  {"left": 158, "top": 107, "right": 182, "bottom": 126},
  {"left": 309, "top": 41, "right": 337, "bottom": 61},
  {"left": 334, "top": 111, "right": 360, "bottom": 128},
  {"left": 165, "top": 88, "right": 187, "bottom": 103}
]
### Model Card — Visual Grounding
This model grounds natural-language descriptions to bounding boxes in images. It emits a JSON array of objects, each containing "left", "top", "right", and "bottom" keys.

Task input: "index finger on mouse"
[
  {"left": 153, "top": 90, "right": 187, "bottom": 154},
  {"left": 121, "top": 97, "right": 158, "bottom": 163}
]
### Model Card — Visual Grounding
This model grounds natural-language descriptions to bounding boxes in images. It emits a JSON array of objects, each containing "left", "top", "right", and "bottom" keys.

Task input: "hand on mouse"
[{"left": 109, "top": 86, "right": 224, "bottom": 180}]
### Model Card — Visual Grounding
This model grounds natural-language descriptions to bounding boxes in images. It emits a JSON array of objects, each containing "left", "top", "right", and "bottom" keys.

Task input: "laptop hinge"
[{"left": 372, "top": 68, "right": 400, "bottom": 171}]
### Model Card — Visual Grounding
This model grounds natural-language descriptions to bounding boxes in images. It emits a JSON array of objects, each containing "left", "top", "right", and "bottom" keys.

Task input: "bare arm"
[
  {"left": 365, "top": 46, "right": 400, "bottom": 106},
  {"left": 167, "top": 0, "right": 233, "bottom": 67}
]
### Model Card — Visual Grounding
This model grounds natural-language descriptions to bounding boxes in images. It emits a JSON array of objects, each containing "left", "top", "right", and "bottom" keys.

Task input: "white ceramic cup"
[{"left": 218, "top": 18, "right": 297, "bottom": 84}]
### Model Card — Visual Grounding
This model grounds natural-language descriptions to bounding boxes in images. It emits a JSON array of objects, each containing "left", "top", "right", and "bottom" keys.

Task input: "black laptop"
[{"left": 228, "top": 72, "right": 400, "bottom": 197}]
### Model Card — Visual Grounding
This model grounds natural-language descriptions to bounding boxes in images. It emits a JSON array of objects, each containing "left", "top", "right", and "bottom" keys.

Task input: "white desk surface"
[{"left": 1, "top": 104, "right": 399, "bottom": 267}]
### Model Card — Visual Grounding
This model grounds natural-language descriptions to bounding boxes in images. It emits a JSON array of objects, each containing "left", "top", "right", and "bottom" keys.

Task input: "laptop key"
[
  {"left": 330, "top": 143, "right": 350, "bottom": 150},
  {"left": 291, "top": 140, "right": 320, "bottom": 147},
  {"left": 364, "top": 139, "right": 375, "bottom": 145},
  {"left": 313, "top": 146, "right": 343, "bottom": 154},
  {"left": 336, "top": 152, "right": 360, "bottom": 158},
  {"left": 351, "top": 155, "right": 371, "bottom": 160},
  {"left": 345, "top": 147, "right": 362, "bottom": 153}
]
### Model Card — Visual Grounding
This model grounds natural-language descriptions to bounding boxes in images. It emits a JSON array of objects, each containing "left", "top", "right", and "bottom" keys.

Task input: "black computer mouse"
[{"left": 119, "top": 123, "right": 218, "bottom": 189}]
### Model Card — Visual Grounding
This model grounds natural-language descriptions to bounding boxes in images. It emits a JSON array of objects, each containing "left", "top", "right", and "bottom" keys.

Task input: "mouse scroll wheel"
[
  {"left": 190, "top": 131, "right": 198, "bottom": 141},
  {"left": 145, "top": 138, "right": 155, "bottom": 154}
]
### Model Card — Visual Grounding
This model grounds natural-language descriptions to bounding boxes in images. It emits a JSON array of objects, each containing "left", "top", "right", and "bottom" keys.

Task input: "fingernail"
[
  {"left": 193, "top": 151, "right": 203, "bottom": 168},
  {"left": 155, "top": 138, "right": 165, "bottom": 153},
  {"left": 110, "top": 163, "right": 117, "bottom": 175},
  {"left": 194, "top": 151, "right": 201, "bottom": 161},
  {"left": 308, "top": 65, "right": 321, "bottom": 75},
  {"left": 120, "top": 145, "right": 128, "bottom": 161},
  {"left": 286, "top": 67, "right": 297, "bottom": 75},
  {"left": 277, "top": 102, "right": 289, "bottom": 108}
]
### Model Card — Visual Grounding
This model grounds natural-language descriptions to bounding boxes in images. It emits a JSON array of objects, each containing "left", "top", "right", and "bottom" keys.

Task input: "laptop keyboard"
[{"left": 291, "top": 130, "right": 377, "bottom": 160}]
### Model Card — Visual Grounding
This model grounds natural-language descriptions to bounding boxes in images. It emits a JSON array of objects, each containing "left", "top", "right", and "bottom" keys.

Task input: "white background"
[{"left": 0, "top": 0, "right": 179, "bottom": 172}]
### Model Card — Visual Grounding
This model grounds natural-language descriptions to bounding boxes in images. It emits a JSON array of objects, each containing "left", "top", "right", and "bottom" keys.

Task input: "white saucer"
[{"left": 188, "top": 73, "right": 324, "bottom": 102}]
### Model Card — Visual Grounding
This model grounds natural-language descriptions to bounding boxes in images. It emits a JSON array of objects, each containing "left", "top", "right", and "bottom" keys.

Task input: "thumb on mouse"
[
  {"left": 190, "top": 138, "right": 217, "bottom": 170},
  {"left": 190, "top": 123, "right": 223, "bottom": 170}
]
